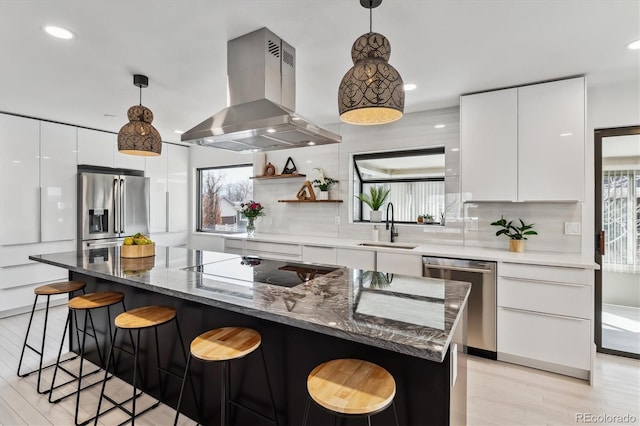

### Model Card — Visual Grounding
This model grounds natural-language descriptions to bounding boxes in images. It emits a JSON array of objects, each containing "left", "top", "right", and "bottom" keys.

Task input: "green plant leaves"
[{"left": 490, "top": 215, "right": 537, "bottom": 240}]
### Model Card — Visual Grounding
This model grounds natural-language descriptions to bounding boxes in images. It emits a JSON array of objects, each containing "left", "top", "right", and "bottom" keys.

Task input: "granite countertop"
[
  {"left": 220, "top": 232, "right": 599, "bottom": 269},
  {"left": 30, "top": 246, "right": 470, "bottom": 363}
]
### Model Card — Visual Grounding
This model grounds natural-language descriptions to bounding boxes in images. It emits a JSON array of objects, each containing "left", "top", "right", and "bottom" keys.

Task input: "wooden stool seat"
[
  {"left": 68, "top": 291, "right": 124, "bottom": 310},
  {"left": 190, "top": 327, "right": 261, "bottom": 361},
  {"left": 114, "top": 305, "right": 176, "bottom": 329},
  {"left": 35, "top": 280, "right": 86, "bottom": 295},
  {"left": 307, "top": 359, "right": 396, "bottom": 415}
]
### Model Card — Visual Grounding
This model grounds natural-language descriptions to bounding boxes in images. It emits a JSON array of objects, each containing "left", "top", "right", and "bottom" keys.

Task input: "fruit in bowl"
[
  {"left": 123, "top": 233, "right": 153, "bottom": 245},
  {"left": 121, "top": 233, "right": 155, "bottom": 258}
]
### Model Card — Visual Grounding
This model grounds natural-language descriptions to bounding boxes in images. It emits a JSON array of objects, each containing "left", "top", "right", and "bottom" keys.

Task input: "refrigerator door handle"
[
  {"left": 120, "top": 178, "right": 126, "bottom": 234},
  {"left": 113, "top": 178, "right": 120, "bottom": 234}
]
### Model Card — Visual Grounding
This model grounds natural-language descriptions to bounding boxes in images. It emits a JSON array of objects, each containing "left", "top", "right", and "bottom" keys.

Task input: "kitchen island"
[{"left": 30, "top": 246, "right": 470, "bottom": 425}]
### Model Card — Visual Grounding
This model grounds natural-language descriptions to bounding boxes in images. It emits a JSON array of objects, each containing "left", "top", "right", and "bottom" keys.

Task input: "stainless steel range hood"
[{"left": 181, "top": 27, "right": 341, "bottom": 151}]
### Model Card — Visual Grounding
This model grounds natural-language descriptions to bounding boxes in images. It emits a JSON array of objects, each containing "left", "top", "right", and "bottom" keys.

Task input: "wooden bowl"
[{"left": 121, "top": 243, "right": 155, "bottom": 258}]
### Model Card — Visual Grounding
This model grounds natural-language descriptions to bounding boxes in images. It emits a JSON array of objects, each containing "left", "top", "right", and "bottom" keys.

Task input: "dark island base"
[{"left": 70, "top": 272, "right": 466, "bottom": 425}]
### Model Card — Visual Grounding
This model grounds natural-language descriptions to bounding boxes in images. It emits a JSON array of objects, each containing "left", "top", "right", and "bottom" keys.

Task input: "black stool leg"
[
  {"left": 132, "top": 329, "right": 141, "bottom": 426},
  {"left": 73, "top": 311, "right": 90, "bottom": 425},
  {"left": 221, "top": 360, "right": 230, "bottom": 426},
  {"left": 173, "top": 353, "right": 192, "bottom": 426},
  {"left": 94, "top": 328, "right": 118, "bottom": 425},
  {"left": 174, "top": 317, "right": 202, "bottom": 423},
  {"left": 154, "top": 327, "right": 165, "bottom": 402},
  {"left": 302, "top": 397, "right": 311, "bottom": 426},
  {"left": 17, "top": 295, "right": 39, "bottom": 380},
  {"left": 48, "top": 310, "right": 71, "bottom": 403},
  {"left": 392, "top": 400, "right": 399, "bottom": 426},
  {"left": 259, "top": 345, "right": 279, "bottom": 425}
]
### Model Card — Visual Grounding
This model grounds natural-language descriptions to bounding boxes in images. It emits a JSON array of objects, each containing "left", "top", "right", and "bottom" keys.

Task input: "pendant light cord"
[
  {"left": 369, "top": 1, "right": 373, "bottom": 32},
  {"left": 139, "top": 86, "right": 142, "bottom": 106}
]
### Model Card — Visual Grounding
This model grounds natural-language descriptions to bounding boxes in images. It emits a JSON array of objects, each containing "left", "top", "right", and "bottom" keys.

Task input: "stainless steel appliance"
[
  {"left": 181, "top": 27, "right": 341, "bottom": 151},
  {"left": 78, "top": 170, "right": 150, "bottom": 249},
  {"left": 423, "top": 256, "right": 497, "bottom": 359}
]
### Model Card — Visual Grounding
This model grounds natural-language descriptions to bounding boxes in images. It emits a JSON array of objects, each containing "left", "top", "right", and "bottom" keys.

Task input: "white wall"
[{"left": 187, "top": 76, "right": 640, "bottom": 256}]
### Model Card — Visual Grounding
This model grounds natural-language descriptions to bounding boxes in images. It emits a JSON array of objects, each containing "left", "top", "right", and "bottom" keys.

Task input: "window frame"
[
  {"left": 353, "top": 147, "right": 446, "bottom": 224},
  {"left": 196, "top": 163, "right": 253, "bottom": 233}
]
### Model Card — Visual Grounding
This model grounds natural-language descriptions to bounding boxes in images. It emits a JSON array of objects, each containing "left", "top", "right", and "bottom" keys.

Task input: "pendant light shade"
[
  {"left": 118, "top": 74, "right": 162, "bottom": 156},
  {"left": 338, "top": 1, "right": 404, "bottom": 125}
]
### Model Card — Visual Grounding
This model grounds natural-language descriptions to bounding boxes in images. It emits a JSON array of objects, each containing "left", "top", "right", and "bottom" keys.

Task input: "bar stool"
[
  {"left": 17, "top": 280, "right": 86, "bottom": 393},
  {"left": 174, "top": 327, "right": 279, "bottom": 426},
  {"left": 95, "top": 305, "right": 197, "bottom": 424},
  {"left": 302, "top": 358, "right": 399, "bottom": 426},
  {"left": 48, "top": 291, "right": 125, "bottom": 426}
]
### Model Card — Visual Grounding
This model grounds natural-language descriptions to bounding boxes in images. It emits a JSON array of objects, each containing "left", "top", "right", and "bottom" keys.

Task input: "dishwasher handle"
[{"left": 423, "top": 263, "right": 493, "bottom": 274}]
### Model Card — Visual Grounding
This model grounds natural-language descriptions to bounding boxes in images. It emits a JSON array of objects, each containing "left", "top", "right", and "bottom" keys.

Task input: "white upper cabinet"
[
  {"left": 460, "top": 88, "right": 518, "bottom": 201},
  {"left": 167, "top": 144, "right": 189, "bottom": 232},
  {"left": 40, "top": 122, "right": 77, "bottom": 241},
  {"left": 77, "top": 128, "right": 115, "bottom": 168},
  {"left": 145, "top": 143, "right": 189, "bottom": 234},
  {"left": 114, "top": 140, "right": 146, "bottom": 171},
  {"left": 0, "top": 114, "right": 40, "bottom": 245},
  {"left": 460, "top": 77, "right": 585, "bottom": 202},
  {"left": 518, "top": 78, "right": 585, "bottom": 201},
  {"left": 145, "top": 150, "right": 168, "bottom": 233}
]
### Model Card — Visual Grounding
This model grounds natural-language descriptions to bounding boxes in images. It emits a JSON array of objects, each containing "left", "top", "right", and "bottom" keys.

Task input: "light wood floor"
[{"left": 1, "top": 306, "right": 639, "bottom": 425}]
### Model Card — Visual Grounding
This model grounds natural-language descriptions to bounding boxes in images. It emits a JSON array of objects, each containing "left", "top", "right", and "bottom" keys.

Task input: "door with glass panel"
[{"left": 595, "top": 126, "right": 640, "bottom": 358}]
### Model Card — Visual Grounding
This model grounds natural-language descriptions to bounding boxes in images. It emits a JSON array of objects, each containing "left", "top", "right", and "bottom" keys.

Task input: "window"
[
  {"left": 603, "top": 169, "right": 640, "bottom": 273},
  {"left": 353, "top": 148, "right": 445, "bottom": 223},
  {"left": 197, "top": 164, "right": 253, "bottom": 232}
]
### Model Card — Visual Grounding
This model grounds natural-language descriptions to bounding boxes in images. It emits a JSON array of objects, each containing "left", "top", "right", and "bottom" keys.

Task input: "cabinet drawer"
[
  {"left": 498, "top": 276, "right": 591, "bottom": 319},
  {"left": 0, "top": 263, "right": 68, "bottom": 290},
  {"left": 224, "top": 239, "right": 244, "bottom": 250},
  {"left": 497, "top": 307, "right": 590, "bottom": 370},
  {"left": 336, "top": 248, "right": 376, "bottom": 270},
  {"left": 499, "top": 262, "right": 592, "bottom": 285},
  {"left": 245, "top": 240, "right": 301, "bottom": 258},
  {"left": 302, "top": 245, "right": 336, "bottom": 265},
  {"left": 376, "top": 252, "right": 422, "bottom": 277}
]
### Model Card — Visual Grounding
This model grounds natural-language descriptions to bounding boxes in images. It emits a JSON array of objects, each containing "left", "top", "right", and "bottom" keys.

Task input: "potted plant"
[
  {"left": 356, "top": 186, "right": 390, "bottom": 222},
  {"left": 490, "top": 215, "right": 538, "bottom": 252},
  {"left": 312, "top": 167, "right": 338, "bottom": 200}
]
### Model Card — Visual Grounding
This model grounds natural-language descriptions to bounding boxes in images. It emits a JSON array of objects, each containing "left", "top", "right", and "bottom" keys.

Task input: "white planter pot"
[
  {"left": 317, "top": 190, "right": 329, "bottom": 200},
  {"left": 370, "top": 210, "right": 383, "bottom": 222}
]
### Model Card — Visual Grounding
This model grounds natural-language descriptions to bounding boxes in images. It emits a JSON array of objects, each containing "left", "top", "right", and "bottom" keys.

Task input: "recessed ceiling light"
[
  {"left": 306, "top": 160, "right": 312, "bottom": 163},
  {"left": 103, "top": 114, "right": 118, "bottom": 118},
  {"left": 266, "top": 128, "right": 276, "bottom": 133},
  {"left": 451, "top": 148, "right": 459, "bottom": 152},
  {"left": 404, "top": 83, "right": 417, "bottom": 91},
  {"left": 307, "top": 141, "right": 316, "bottom": 146},
  {"left": 173, "top": 130, "right": 184, "bottom": 134},
  {"left": 434, "top": 124, "right": 446, "bottom": 129},
  {"left": 627, "top": 39, "right": 640, "bottom": 50},
  {"left": 43, "top": 25, "right": 74, "bottom": 40},
  {"left": 560, "top": 133, "right": 573, "bottom": 137}
]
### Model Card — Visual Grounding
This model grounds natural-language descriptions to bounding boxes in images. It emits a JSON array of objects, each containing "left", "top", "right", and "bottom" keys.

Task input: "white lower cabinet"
[
  {"left": 376, "top": 252, "right": 423, "bottom": 277},
  {"left": 336, "top": 248, "right": 375, "bottom": 270},
  {"left": 245, "top": 240, "right": 301, "bottom": 260},
  {"left": 223, "top": 238, "right": 245, "bottom": 255},
  {"left": 498, "top": 307, "right": 591, "bottom": 371},
  {"left": 302, "top": 245, "right": 337, "bottom": 265},
  {"left": 497, "top": 262, "right": 593, "bottom": 380}
]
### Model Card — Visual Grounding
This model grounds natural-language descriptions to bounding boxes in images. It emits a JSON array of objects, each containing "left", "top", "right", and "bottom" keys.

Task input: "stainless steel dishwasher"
[{"left": 423, "top": 257, "right": 497, "bottom": 359}]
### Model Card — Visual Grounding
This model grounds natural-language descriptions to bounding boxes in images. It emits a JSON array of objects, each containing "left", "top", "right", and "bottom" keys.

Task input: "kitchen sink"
[{"left": 358, "top": 242, "right": 418, "bottom": 250}]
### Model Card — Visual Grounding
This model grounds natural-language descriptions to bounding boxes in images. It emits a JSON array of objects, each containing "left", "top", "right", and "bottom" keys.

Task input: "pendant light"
[
  {"left": 118, "top": 74, "right": 162, "bottom": 156},
  {"left": 338, "top": 0, "right": 404, "bottom": 125}
]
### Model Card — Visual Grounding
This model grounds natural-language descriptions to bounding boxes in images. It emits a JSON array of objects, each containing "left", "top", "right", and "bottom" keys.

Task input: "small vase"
[
  {"left": 246, "top": 218, "right": 256, "bottom": 237},
  {"left": 317, "top": 190, "right": 329, "bottom": 200},
  {"left": 370, "top": 210, "right": 383, "bottom": 222},
  {"left": 509, "top": 239, "right": 524, "bottom": 252}
]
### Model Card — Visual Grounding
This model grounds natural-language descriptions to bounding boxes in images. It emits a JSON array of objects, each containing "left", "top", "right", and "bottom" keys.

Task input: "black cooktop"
[{"left": 184, "top": 256, "right": 339, "bottom": 288}]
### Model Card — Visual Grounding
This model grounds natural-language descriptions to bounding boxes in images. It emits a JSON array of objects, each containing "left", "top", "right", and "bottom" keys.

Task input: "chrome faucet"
[{"left": 385, "top": 202, "right": 398, "bottom": 242}]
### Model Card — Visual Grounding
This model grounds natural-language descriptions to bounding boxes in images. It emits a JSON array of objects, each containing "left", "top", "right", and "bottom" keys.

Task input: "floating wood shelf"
[
  {"left": 278, "top": 199, "right": 343, "bottom": 203},
  {"left": 251, "top": 173, "right": 306, "bottom": 180}
]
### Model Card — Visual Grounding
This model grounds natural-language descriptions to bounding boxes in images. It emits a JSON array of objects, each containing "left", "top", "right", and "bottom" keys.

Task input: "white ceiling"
[{"left": 1, "top": 0, "right": 638, "bottom": 144}]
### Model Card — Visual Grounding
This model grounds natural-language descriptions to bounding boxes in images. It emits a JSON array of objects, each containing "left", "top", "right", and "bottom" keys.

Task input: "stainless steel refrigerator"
[{"left": 78, "top": 171, "right": 150, "bottom": 249}]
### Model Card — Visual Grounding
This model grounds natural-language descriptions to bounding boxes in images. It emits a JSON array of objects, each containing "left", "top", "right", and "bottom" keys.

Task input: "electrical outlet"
[
  {"left": 334, "top": 216, "right": 340, "bottom": 225},
  {"left": 564, "top": 222, "right": 581, "bottom": 235},
  {"left": 466, "top": 220, "right": 478, "bottom": 231}
]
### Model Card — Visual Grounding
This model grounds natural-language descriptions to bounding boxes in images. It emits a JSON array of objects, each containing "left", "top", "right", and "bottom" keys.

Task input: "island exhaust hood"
[{"left": 181, "top": 27, "right": 341, "bottom": 151}]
